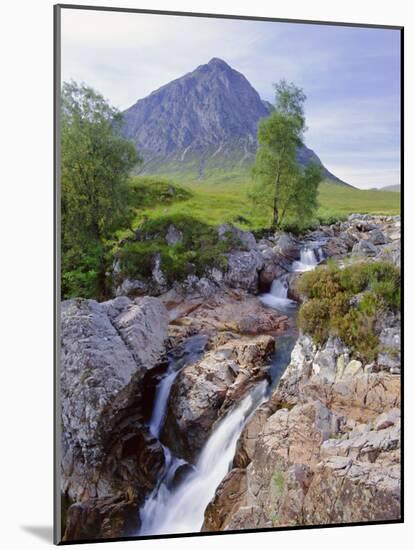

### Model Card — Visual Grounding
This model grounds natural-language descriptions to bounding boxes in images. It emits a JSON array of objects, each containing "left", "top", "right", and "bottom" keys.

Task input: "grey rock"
[
  {"left": 115, "top": 278, "right": 148, "bottom": 297},
  {"left": 352, "top": 239, "right": 378, "bottom": 256},
  {"left": 151, "top": 253, "right": 167, "bottom": 292},
  {"left": 162, "top": 335, "right": 274, "bottom": 462},
  {"left": 274, "top": 233, "right": 300, "bottom": 261},
  {"left": 61, "top": 296, "right": 168, "bottom": 501},
  {"left": 225, "top": 249, "right": 264, "bottom": 292},
  {"left": 218, "top": 223, "right": 257, "bottom": 251},
  {"left": 166, "top": 224, "right": 183, "bottom": 245},
  {"left": 369, "top": 228, "right": 388, "bottom": 245}
]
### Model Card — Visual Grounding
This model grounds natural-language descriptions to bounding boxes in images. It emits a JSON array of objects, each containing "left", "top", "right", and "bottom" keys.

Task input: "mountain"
[
  {"left": 122, "top": 58, "right": 347, "bottom": 185},
  {"left": 371, "top": 184, "right": 400, "bottom": 193}
]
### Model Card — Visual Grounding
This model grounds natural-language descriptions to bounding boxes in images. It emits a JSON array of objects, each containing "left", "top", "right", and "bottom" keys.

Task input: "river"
[{"left": 138, "top": 242, "right": 324, "bottom": 536}]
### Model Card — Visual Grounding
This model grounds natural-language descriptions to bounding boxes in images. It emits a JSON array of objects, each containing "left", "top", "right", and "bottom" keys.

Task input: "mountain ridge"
[{"left": 122, "top": 58, "right": 348, "bottom": 186}]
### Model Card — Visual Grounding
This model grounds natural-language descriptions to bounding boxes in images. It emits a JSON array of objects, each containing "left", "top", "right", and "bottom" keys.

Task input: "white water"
[
  {"left": 259, "top": 275, "right": 296, "bottom": 312},
  {"left": 139, "top": 381, "right": 268, "bottom": 535},
  {"left": 149, "top": 370, "right": 179, "bottom": 438},
  {"left": 291, "top": 245, "right": 324, "bottom": 272}
]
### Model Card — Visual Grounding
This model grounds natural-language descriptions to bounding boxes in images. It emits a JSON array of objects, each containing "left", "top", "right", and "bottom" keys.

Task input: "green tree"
[
  {"left": 61, "top": 81, "right": 141, "bottom": 299},
  {"left": 250, "top": 80, "right": 322, "bottom": 230}
]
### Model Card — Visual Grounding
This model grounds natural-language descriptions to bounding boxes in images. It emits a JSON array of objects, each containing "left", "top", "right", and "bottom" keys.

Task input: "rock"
[
  {"left": 151, "top": 253, "right": 167, "bottom": 293},
  {"left": 180, "top": 275, "right": 218, "bottom": 298},
  {"left": 61, "top": 296, "right": 168, "bottom": 503},
  {"left": 225, "top": 249, "right": 264, "bottom": 292},
  {"left": 165, "top": 224, "right": 183, "bottom": 245},
  {"left": 163, "top": 289, "right": 289, "bottom": 337},
  {"left": 218, "top": 223, "right": 257, "bottom": 251},
  {"left": 274, "top": 233, "right": 300, "bottom": 261},
  {"left": 377, "top": 241, "right": 401, "bottom": 267},
  {"left": 369, "top": 228, "right": 388, "bottom": 245},
  {"left": 63, "top": 495, "right": 139, "bottom": 541},
  {"left": 202, "top": 469, "right": 247, "bottom": 531},
  {"left": 377, "top": 315, "right": 401, "bottom": 371},
  {"left": 374, "top": 408, "right": 400, "bottom": 430},
  {"left": 355, "top": 220, "right": 377, "bottom": 232},
  {"left": 259, "top": 260, "right": 286, "bottom": 292},
  {"left": 203, "top": 324, "right": 400, "bottom": 530},
  {"left": 162, "top": 335, "right": 274, "bottom": 462},
  {"left": 322, "top": 236, "right": 351, "bottom": 258},
  {"left": 352, "top": 239, "right": 378, "bottom": 256},
  {"left": 342, "top": 359, "right": 363, "bottom": 379},
  {"left": 206, "top": 267, "right": 224, "bottom": 285},
  {"left": 115, "top": 278, "right": 148, "bottom": 298}
]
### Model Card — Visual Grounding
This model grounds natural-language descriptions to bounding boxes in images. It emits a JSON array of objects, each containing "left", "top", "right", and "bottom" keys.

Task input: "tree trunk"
[{"left": 272, "top": 197, "right": 279, "bottom": 230}]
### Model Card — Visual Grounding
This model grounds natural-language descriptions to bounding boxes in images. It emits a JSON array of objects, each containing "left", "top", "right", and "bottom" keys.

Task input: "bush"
[
  {"left": 128, "top": 177, "right": 192, "bottom": 209},
  {"left": 297, "top": 260, "right": 400, "bottom": 361},
  {"left": 118, "top": 214, "right": 236, "bottom": 284}
]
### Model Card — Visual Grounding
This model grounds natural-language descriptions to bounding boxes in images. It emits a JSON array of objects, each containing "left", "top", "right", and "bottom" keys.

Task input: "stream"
[{"left": 138, "top": 242, "right": 324, "bottom": 536}]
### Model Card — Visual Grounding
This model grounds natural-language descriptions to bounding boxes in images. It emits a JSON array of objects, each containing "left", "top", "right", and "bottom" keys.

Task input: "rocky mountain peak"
[{"left": 121, "top": 59, "right": 345, "bottom": 184}]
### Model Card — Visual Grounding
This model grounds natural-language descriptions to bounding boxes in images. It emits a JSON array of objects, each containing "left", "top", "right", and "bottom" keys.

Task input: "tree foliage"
[
  {"left": 61, "top": 81, "right": 141, "bottom": 299},
  {"left": 250, "top": 80, "right": 322, "bottom": 229}
]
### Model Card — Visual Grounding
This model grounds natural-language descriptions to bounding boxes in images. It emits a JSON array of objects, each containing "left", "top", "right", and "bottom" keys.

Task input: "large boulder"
[
  {"left": 218, "top": 223, "right": 257, "bottom": 251},
  {"left": 225, "top": 249, "right": 264, "bottom": 292},
  {"left": 274, "top": 233, "right": 300, "bottom": 261},
  {"left": 60, "top": 296, "right": 169, "bottom": 508},
  {"left": 162, "top": 335, "right": 275, "bottom": 462}
]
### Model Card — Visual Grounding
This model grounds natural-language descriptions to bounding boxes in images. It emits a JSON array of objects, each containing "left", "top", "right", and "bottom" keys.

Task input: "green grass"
[
  {"left": 112, "top": 174, "right": 400, "bottom": 294},
  {"left": 127, "top": 176, "right": 400, "bottom": 237},
  {"left": 318, "top": 181, "right": 400, "bottom": 215}
]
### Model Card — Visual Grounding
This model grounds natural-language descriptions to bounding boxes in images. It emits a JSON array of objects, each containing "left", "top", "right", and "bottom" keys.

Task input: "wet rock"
[
  {"left": 202, "top": 469, "right": 247, "bottom": 531},
  {"left": 162, "top": 335, "right": 274, "bottom": 462}
]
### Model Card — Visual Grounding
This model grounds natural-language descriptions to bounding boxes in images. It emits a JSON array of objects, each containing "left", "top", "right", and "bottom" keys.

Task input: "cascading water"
[
  {"left": 292, "top": 245, "right": 323, "bottom": 272},
  {"left": 259, "top": 274, "right": 296, "bottom": 312},
  {"left": 149, "top": 334, "right": 208, "bottom": 439},
  {"left": 139, "top": 381, "right": 268, "bottom": 535},
  {"left": 149, "top": 370, "right": 178, "bottom": 438},
  {"left": 139, "top": 238, "right": 326, "bottom": 536}
]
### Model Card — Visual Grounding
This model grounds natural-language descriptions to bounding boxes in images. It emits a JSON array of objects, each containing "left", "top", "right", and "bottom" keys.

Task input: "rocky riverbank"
[{"left": 60, "top": 214, "right": 401, "bottom": 540}]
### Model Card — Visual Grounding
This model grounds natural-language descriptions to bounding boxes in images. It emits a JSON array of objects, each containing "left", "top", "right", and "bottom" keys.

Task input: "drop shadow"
[{"left": 21, "top": 525, "right": 54, "bottom": 543}]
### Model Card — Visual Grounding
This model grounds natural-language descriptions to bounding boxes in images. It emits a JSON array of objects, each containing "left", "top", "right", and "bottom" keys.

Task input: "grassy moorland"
[{"left": 128, "top": 176, "right": 400, "bottom": 236}]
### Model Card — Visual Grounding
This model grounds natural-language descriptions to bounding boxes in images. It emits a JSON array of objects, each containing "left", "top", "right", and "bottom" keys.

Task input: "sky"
[{"left": 61, "top": 8, "right": 401, "bottom": 189}]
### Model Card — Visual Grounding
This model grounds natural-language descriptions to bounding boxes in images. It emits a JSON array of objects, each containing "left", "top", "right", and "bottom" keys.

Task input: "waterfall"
[
  {"left": 149, "top": 335, "right": 207, "bottom": 439},
  {"left": 139, "top": 381, "right": 268, "bottom": 536},
  {"left": 149, "top": 369, "right": 179, "bottom": 438},
  {"left": 259, "top": 274, "right": 296, "bottom": 312},
  {"left": 292, "top": 244, "right": 324, "bottom": 272}
]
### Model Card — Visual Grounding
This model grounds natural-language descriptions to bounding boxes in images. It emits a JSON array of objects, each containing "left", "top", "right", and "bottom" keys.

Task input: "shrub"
[
  {"left": 128, "top": 176, "right": 192, "bottom": 209},
  {"left": 118, "top": 214, "right": 237, "bottom": 284},
  {"left": 297, "top": 260, "right": 400, "bottom": 361}
]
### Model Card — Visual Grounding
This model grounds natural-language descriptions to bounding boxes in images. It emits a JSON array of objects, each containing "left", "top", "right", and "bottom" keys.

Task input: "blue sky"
[{"left": 61, "top": 9, "right": 401, "bottom": 189}]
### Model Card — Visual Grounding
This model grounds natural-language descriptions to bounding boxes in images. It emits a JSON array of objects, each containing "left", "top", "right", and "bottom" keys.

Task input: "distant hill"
[
  {"left": 122, "top": 58, "right": 349, "bottom": 186},
  {"left": 372, "top": 184, "right": 401, "bottom": 193}
]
